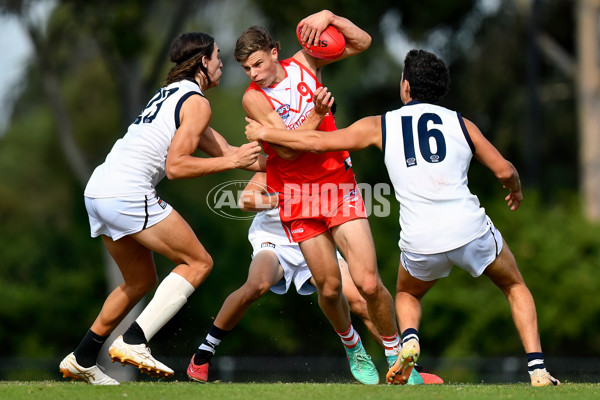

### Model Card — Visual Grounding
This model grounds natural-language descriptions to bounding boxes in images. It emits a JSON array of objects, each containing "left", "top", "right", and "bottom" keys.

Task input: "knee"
[
  {"left": 317, "top": 280, "right": 343, "bottom": 304},
  {"left": 356, "top": 277, "right": 381, "bottom": 301},
  {"left": 189, "top": 252, "right": 214, "bottom": 281},
  {"left": 127, "top": 273, "right": 159, "bottom": 298},
  {"left": 241, "top": 281, "right": 271, "bottom": 302}
]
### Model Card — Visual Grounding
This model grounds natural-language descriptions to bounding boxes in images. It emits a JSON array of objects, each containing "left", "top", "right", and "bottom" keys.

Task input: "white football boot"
[
  {"left": 108, "top": 335, "right": 174, "bottom": 378},
  {"left": 59, "top": 352, "right": 119, "bottom": 385}
]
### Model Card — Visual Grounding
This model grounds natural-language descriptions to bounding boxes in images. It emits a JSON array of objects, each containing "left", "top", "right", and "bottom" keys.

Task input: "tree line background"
[{"left": 1, "top": 0, "right": 600, "bottom": 382}]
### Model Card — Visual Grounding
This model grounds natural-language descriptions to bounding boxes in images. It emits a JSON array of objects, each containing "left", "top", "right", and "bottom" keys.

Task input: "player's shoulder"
[
  {"left": 181, "top": 90, "right": 209, "bottom": 108},
  {"left": 290, "top": 51, "right": 319, "bottom": 75},
  {"left": 245, "top": 81, "right": 263, "bottom": 93},
  {"left": 243, "top": 87, "right": 266, "bottom": 103}
]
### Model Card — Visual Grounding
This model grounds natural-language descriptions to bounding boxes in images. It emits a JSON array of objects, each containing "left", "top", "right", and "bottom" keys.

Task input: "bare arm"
[
  {"left": 245, "top": 115, "right": 382, "bottom": 153},
  {"left": 165, "top": 95, "right": 262, "bottom": 179},
  {"left": 242, "top": 90, "right": 299, "bottom": 160},
  {"left": 197, "top": 126, "right": 235, "bottom": 157},
  {"left": 295, "top": 10, "right": 372, "bottom": 68},
  {"left": 465, "top": 118, "right": 523, "bottom": 210},
  {"left": 197, "top": 126, "right": 267, "bottom": 172},
  {"left": 238, "top": 172, "right": 279, "bottom": 212}
]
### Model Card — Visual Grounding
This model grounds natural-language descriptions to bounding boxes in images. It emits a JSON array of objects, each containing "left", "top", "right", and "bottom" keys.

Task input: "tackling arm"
[
  {"left": 197, "top": 126, "right": 267, "bottom": 172},
  {"left": 166, "top": 95, "right": 262, "bottom": 179},
  {"left": 245, "top": 115, "right": 383, "bottom": 153}
]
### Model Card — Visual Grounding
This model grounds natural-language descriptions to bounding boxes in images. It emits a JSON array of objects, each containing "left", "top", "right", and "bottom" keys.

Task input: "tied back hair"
[{"left": 165, "top": 32, "right": 215, "bottom": 86}]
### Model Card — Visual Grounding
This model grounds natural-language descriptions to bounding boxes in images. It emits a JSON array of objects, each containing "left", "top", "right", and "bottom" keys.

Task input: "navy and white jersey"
[
  {"left": 382, "top": 100, "right": 488, "bottom": 254},
  {"left": 85, "top": 79, "right": 203, "bottom": 198}
]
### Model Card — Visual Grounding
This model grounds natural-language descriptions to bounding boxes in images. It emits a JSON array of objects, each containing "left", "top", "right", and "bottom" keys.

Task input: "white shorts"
[
  {"left": 251, "top": 241, "right": 316, "bottom": 295},
  {"left": 85, "top": 195, "right": 173, "bottom": 240},
  {"left": 401, "top": 218, "right": 503, "bottom": 281},
  {"left": 250, "top": 240, "right": 344, "bottom": 296}
]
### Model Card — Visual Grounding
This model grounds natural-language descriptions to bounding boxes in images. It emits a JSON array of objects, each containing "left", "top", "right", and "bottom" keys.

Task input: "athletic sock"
[
  {"left": 122, "top": 321, "right": 147, "bottom": 345},
  {"left": 336, "top": 324, "right": 360, "bottom": 351},
  {"left": 527, "top": 352, "right": 546, "bottom": 375},
  {"left": 73, "top": 329, "right": 108, "bottom": 368},
  {"left": 135, "top": 272, "right": 195, "bottom": 342},
  {"left": 381, "top": 332, "right": 400, "bottom": 357},
  {"left": 194, "top": 324, "right": 229, "bottom": 364},
  {"left": 401, "top": 328, "right": 419, "bottom": 346}
]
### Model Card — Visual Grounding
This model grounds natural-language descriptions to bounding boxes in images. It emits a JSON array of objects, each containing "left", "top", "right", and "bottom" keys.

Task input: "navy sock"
[
  {"left": 73, "top": 330, "right": 108, "bottom": 368},
  {"left": 194, "top": 325, "right": 229, "bottom": 364},
  {"left": 401, "top": 328, "right": 419, "bottom": 345},
  {"left": 123, "top": 321, "right": 147, "bottom": 345},
  {"left": 527, "top": 352, "right": 545, "bottom": 374}
]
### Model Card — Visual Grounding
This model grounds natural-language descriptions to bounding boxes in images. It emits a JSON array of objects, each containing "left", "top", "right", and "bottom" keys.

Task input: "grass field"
[{"left": 1, "top": 381, "right": 598, "bottom": 400}]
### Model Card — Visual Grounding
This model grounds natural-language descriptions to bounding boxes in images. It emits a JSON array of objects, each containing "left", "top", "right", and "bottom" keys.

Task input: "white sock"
[
  {"left": 136, "top": 272, "right": 195, "bottom": 341},
  {"left": 381, "top": 333, "right": 400, "bottom": 357},
  {"left": 337, "top": 324, "right": 360, "bottom": 349}
]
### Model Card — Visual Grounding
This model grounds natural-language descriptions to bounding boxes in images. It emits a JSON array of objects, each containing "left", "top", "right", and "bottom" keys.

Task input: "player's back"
[{"left": 383, "top": 101, "right": 487, "bottom": 254}]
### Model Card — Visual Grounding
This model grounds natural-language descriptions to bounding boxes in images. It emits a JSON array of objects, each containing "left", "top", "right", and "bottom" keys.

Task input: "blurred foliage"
[{"left": 0, "top": 0, "right": 596, "bottom": 370}]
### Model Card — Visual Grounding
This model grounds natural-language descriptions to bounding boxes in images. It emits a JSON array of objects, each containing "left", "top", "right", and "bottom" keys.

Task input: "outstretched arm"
[
  {"left": 245, "top": 115, "right": 383, "bottom": 153},
  {"left": 198, "top": 126, "right": 266, "bottom": 172},
  {"left": 466, "top": 117, "right": 522, "bottom": 210}
]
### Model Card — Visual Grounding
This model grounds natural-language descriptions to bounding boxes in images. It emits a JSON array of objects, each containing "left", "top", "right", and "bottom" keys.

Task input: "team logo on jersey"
[
  {"left": 261, "top": 242, "right": 276, "bottom": 249},
  {"left": 344, "top": 156, "right": 352, "bottom": 171},
  {"left": 342, "top": 188, "right": 358, "bottom": 200},
  {"left": 276, "top": 104, "right": 291, "bottom": 119}
]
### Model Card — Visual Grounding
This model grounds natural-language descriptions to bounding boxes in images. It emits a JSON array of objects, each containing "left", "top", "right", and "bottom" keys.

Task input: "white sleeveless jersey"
[
  {"left": 85, "top": 80, "right": 203, "bottom": 198},
  {"left": 383, "top": 101, "right": 488, "bottom": 254},
  {"left": 248, "top": 207, "right": 293, "bottom": 246}
]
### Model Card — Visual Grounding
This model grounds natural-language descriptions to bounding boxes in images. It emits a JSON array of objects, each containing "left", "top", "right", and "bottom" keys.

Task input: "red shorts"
[{"left": 279, "top": 183, "right": 367, "bottom": 242}]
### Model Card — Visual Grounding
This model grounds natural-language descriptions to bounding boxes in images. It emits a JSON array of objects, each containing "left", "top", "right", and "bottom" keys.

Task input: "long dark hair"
[{"left": 165, "top": 32, "right": 215, "bottom": 86}]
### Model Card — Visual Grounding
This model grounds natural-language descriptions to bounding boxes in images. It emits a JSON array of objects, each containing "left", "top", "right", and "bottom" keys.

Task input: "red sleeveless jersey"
[{"left": 246, "top": 58, "right": 355, "bottom": 195}]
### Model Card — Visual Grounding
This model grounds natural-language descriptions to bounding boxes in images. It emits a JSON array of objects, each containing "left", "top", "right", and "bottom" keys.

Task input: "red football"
[{"left": 297, "top": 24, "right": 346, "bottom": 60}]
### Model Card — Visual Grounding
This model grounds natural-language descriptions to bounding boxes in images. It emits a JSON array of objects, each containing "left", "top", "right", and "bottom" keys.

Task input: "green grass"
[{"left": 0, "top": 381, "right": 598, "bottom": 400}]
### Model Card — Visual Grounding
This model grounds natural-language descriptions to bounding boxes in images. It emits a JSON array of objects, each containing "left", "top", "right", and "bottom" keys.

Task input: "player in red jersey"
[{"left": 224, "top": 10, "right": 406, "bottom": 385}]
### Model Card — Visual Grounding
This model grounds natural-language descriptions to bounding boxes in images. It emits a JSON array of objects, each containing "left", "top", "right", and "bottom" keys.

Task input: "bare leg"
[
  {"left": 133, "top": 209, "right": 213, "bottom": 288},
  {"left": 483, "top": 240, "right": 541, "bottom": 353},
  {"left": 214, "top": 251, "right": 283, "bottom": 331},
  {"left": 299, "top": 232, "right": 351, "bottom": 332},
  {"left": 90, "top": 235, "right": 159, "bottom": 336},
  {"left": 339, "top": 258, "right": 381, "bottom": 345},
  {"left": 395, "top": 261, "right": 437, "bottom": 334},
  {"left": 333, "top": 219, "right": 397, "bottom": 337}
]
